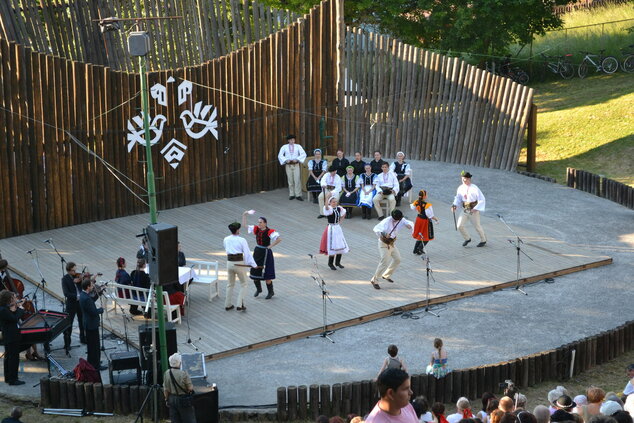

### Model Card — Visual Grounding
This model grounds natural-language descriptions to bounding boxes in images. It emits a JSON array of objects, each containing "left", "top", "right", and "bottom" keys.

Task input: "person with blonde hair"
[{"left": 427, "top": 338, "right": 450, "bottom": 379}]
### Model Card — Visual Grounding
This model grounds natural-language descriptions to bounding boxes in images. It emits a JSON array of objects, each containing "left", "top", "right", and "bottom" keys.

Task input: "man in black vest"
[
  {"left": 79, "top": 278, "right": 104, "bottom": 371},
  {"left": 62, "top": 262, "right": 85, "bottom": 353}
]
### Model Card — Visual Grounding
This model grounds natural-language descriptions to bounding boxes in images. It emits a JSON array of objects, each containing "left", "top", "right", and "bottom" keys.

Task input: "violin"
[{"left": 1, "top": 267, "right": 35, "bottom": 319}]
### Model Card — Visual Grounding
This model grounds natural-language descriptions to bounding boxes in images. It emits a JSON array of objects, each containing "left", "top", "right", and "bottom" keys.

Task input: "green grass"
[
  {"left": 511, "top": 3, "right": 634, "bottom": 71},
  {"left": 518, "top": 72, "right": 634, "bottom": 186}
]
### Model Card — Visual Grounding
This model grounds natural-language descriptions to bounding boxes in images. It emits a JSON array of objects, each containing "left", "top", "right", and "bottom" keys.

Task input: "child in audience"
[{"left": 377, "top": 344, "right": 407, "bottom": 378}]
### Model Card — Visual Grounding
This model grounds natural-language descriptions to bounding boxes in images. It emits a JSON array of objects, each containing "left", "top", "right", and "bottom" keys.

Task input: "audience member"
[
  {"left": 476, "top": 392, "right": 497, "bottom": 423},
  {"left": 317, "top": 416, "right": 330, "bottom": 423},
  {"left": 499, "top": 397, "right": 514, "bottom": 413},
  {"left": 331, "top": 416, "right": 346, "bottom": 423},
  {"left": 554, "top": 395, "right": 576, "bottom": 413},
  {"left": 499, "top": 413, "right": 517, "bottom": 423},
  {"left": 377, "top": 344, "right": 408, "bottom": 378},
  {"left": 486, "top": 400, "right": 500, "bottom": 421},
  {"left": 163, "top": 352, "right": 195, "bottom": 423},
  {"left": 1, "top": 407, "right": 23, "bottom": 423},
  {"left": 489, "top": 410, "right": 505, "bottom": 423},
  {"left": 411, "top": 396, "right": 433, "bottom": 423},
  {"left": 624, "top": 394, "right": 634, "bottom": 415},
  {"left": 447, "top": 397, "right": 475, "bottom": 423},
  {"left": 514, "top": 394, "right": 528, "bottom": 412},
  {"left": 600, "top": 401, "right": 623, "bottom": 417},
  {"left": 572, "top": 395, "right": 588, "bottom": 414},
  {"left": 349, "top": 417, "right": 364, "bottom": 423},
  {"left": 548, "top": 387, "right": 570, "bottom": 415},
  {"left": 624, "top": 364, "right": 634, "bottom": 396},
  {"left": 582, "top": 387, "right": 606, "bottom": 419},
  {"left": 533, "top": 405, "right": 550, "bottom": 423},
  {"left": 365, "top": 368, "right": 417, "bottom": 423},
  {"left": 605, "top": 393, "right": 624, "bottom": 407},
  {"left": 587, "top": 417, "right": 617, "bottom": 423},
  {"left": 431, "top": 402, "right": 448, "bottom": 423},
  {"left": 427, "top": 338, "right": 450, "bottom": 379},
  {"left": 612, "top": 411, "right": 633, "bottom": 423},
  {"left": 516, "top": 411, "right": 537, "bottom": 423},
  {"left": 550, "top": 409, "right": 575, "bottom": 422}
]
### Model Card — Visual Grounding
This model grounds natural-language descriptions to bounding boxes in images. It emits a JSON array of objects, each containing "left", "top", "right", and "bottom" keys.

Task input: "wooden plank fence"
[
  {"left": 274, "top": 320, "right": 634, "bottom": 421},
  {"left": 567, "top": 168, "right": 634, "bottom": 209},
  {"left": 339, "top": 27, "right": 534, "bottom": 171},
  {"left": 38, "top": 320, "right": 634, "bottom": 418},
  {"left": 553, "top": 0, "right": 630, "bottom": 16},
  {"left": 0, "top": 0, "right": 341, "bottom": 238},
  {"left": 0, "top": 0, "right": 301, "bottom": 72}
]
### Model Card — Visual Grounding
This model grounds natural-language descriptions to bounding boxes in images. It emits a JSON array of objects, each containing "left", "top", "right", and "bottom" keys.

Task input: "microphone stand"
[
  {"left": 97, "top": 285, "right": 116, "bottom": 354},
  {"left": 181, "top": 278, "right": 202, "bottom": 351},
  {"left": 306, "top": 254, "right": 335, "bottom": 343},
  {"left": 497, "top": 214, "right": 533, "bottom": 295},
  {"left": 29, "top": 249, "right": 48, "bottom": 310},
  {"left": 419, "top": 238, "right": 445, "bottom": 317},
  {"left": 46, "top": 239, "right": 67, "bottom": 278}
]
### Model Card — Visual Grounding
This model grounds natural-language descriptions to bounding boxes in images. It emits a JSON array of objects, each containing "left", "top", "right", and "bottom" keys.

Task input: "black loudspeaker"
[
  {"left": 138, "top": 322, "right": 177, "bottom": 371},
  {"left": 192, "top": 380, "right": 218, "bottom": 423},
  {"left": 146, "top": 222, "right": 179, "bottom": 286}
]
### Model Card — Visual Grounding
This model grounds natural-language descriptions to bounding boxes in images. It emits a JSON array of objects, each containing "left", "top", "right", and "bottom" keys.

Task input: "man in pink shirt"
[{"left": 366, "top": 368, "right": 418, "bottom": 423}]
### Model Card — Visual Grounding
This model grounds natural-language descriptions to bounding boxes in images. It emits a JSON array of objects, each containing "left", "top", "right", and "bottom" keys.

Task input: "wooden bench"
[
  {"left": 107, "top": 283, "right": 182, "bottom": 324},
  {"left": 186, "top": 260, "right": 220, "bottom": 302}
]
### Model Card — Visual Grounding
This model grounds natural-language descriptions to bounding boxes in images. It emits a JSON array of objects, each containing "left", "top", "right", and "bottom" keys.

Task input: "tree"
[{"left": 261, "top": 0, "right": 567, "bottom": 58}]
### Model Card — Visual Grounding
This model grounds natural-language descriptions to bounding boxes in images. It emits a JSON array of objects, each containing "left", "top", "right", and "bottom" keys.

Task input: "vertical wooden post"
[{"left": 526, "top": 103, "right": 537, "bottom": 172}]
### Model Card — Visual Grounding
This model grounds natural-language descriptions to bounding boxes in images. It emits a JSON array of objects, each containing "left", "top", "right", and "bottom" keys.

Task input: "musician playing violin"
[
  {"left": 62, "top": 262, "right": 98, "bottom": 354},
  {"left": 0, "top": 290, "right": 26, "bottom": 385},
  {"left": 0, "top": 259, "right": 41, "bottom": 361}
]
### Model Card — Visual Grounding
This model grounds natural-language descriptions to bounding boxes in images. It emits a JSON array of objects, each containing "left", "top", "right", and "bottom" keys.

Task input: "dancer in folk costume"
[
  {"left": 339, "top": 166, "right": 359, "bottom": 218},
  {"left": 306, "top": 149, "right": 327, "bottom": 204},
  {"left": 451, "top": 171, "right": 487, "bottom": 247},
  {"left": 319, "top": 193, "right": 349, "bottom": 270},
  {"left": 357, "top": 164, "right": 376, "bottom": 220},
  {"left": 318, "top": 166, "right": 343, "bottom": 218},
  {"left": 411, "top": 190, "right": 439, "bottom": 255},
  {"left": 242, "top": 211, "right": 281, "bottom": 299}
]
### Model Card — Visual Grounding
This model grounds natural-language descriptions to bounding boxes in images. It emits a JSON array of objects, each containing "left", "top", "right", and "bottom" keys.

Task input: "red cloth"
[
  {"left": 168, "top": 292, "right": 186, "bottom": 315},
  {"left": 74, "top": 358, "right": 101, "bottom": 383},
  {"left": 438, "top": 414, "right": 449, "bottom": 423},
  {"left": 462, "top": 409, "right": 474, "bottom": 419},
  {"left": 319, "top": 226, "right": 329, "bottom": 255}
]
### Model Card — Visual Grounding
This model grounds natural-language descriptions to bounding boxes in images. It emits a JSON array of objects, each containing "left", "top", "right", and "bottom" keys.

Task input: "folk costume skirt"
[
  {"left": 413, "top": 216, "right": 434, "bottom": 242},
  {"left": 250, "top": 245, "right": 276, "bottom": 280},
  {"left": 319, "top": 224, "right": 350, "bottom": 256}
]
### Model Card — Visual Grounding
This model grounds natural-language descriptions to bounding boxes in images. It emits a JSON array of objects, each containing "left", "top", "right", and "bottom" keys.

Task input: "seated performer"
[
  {"left": 177, "top": 242, "right": 186, "bottom": 267},
  {"left": 357, "top": 164, "right": 376, "bottom": 220},
  {"left": 372, "top": 163, "right": 400, "bottom": 220},
  {"left": 129, "top": 259, "right": 151, "bottom": 316},
  {"left": 339, "top": 166, "right": 359, "bottom": 218},
  {"left": 411, "top": 190, "right": 439, "bottom": 255},
  {"left": 369, "top": 151, "right": 387, "bottom": 175},
  {"left": 370, "top": 209, "right": 414, "bottom": 290},
  {"left": 331, "top": 149, "right": 350, "bottom": 177},
  {"left": 318, "top": 166, "right": 342, "bottom": 218},
  {"left": 390, "top": 152, "right": 413, "bottom": 206},
  {"left": 242, "top": 211, "right": 281, "bottom": 299},
  {"left": 350, "top": 152, "right": 366, "bottom": 176},
  {"left": 306, "top": 149, "right": 327, "bottom": 204},
  {"left": 319, "top": 193, "right": 349, "bottom": 270}
]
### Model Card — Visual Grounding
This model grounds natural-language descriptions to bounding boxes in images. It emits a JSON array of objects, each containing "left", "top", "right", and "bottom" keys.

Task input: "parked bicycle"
[
  {"left": 485, "top": 57, "right": 529, "bottom": 85},
  {"left": 578, "top": 49, "right": 619, "bottom": 78},
  {"left": 620, "top": 44, "right": 634, "bottom": 73},
  {"left": 540, "top": 53, "right": 575, "bottom": 79}
]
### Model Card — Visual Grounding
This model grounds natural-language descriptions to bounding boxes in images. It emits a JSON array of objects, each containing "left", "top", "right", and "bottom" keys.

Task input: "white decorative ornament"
[
  {"left": 180, "top": 101, "right": 218, "bottom": 140},
  {"left": 126, "top": 112, "right": 167, "bottom": 152},
  {"left": 150, "top": 83, "right": 168, "bottom": 106},
  {"left": 178, "top": 80, "right": 193, "bottom": 105},
  {"left": 161, "top": 139, "right": 188, "bottom": 169}
]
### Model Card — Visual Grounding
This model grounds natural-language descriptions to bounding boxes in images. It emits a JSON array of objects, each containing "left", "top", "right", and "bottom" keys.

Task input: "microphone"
[
  {"left": 26, "top": 249, "right": 36, "bottom": 254},
  {"left": 42, "top": 238, "right": 52, "bottom": 243},
  {"left": 135, "top": 233, "right": 146, "bottom": 238},
  {"left": 496, "top": 213, "right": 502, "bottom": 218},
  {"left": 308, "top": 254, "right": 313, "bottom": 258}
]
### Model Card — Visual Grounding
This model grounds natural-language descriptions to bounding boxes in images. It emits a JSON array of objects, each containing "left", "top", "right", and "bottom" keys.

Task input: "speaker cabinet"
[
  {"left": 146, "top": 222, "right": 179, "bottom": 286},
  {"left": 138, "top": 322, "right": 177, "bottom": 371},
  {"left": 192, "top": 380, "right": 218, "bottom": 423}
]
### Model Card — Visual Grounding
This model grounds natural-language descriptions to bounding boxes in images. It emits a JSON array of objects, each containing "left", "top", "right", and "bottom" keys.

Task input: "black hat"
[
  {"left": 554, "top": 395, "right": 576, "bottom": 410},
  {"left": 286, "top": 134, "right": 296, "bottom": 140},
  {"left": 461, "top": 170, "right": 473, "bottom": 178},
  {"left": 391, "top": 209, "right": 403, "bottom": 220},
  {"left": 550, "top": 410, "right": 575, "bottom": 422},
  {"left": 228, "top": 222, "right": 241, "bottom": 233},
  {"left": 328, "top": 165, "right": 337, "bottom": 172}
]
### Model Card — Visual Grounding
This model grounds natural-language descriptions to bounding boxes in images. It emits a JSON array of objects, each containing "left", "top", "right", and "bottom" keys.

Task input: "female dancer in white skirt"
[
  {"left": 357, "top": 163, "right": 376, "bottom": 219},
  {"left": 319, "top": 192, "right": 349, "bottom": 270}
]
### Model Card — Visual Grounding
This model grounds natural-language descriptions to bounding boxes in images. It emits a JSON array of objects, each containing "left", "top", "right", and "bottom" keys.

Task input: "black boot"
[
  {"left": 414, "top": 241, "right": 425, "bottom": 255},
  {"left": 335, "top": 254, "right": 344, "bottom": 268},
  {"left": 346, "top": 207, "right": 353, "bottom": 218},
  {"left": 253, "top": 280, "right": 263, "bottom": 297},
  {"left": 328, "top": 256, "right": 337, "bottom": 270},
  {"left": 265, "top": 282, "right": 274, "bottom": 299},
  {"left": 396, "top": 194, "right": 402, "bottom": 207}
]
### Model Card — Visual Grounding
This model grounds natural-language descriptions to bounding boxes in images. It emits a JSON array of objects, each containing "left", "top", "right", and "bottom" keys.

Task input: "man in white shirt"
[
  {"left": 318, "top": 166, "right": 343, "bottom": 218},
  {"left": 365, "top": 368, "right": 418, "bottom": 423},
  {"left": 372, "top": 163, "right": 400, "bottom": 220},
  {"left": 370, "top": 210, "right": 413, "bottom": 289},
  {"left": 277, "top": 134, "right": 307, "bottom": 201},
  {"left": 223, "top": 222, "right": 257, "bottom": 311},
  {"left": 451, "top": 171, "right": 487, "bottom": 247}
]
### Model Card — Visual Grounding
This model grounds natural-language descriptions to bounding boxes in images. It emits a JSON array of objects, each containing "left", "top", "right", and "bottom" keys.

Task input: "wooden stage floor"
[{"left": 0, "top": 188, "right": 611, "bottom": 359}]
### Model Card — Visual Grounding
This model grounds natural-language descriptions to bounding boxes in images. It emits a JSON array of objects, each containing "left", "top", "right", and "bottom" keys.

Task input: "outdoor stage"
[{"left": 0, "top": 187, "right": 612, "bottom": 360}]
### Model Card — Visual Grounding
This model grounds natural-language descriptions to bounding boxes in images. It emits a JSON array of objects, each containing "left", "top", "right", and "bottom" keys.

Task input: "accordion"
[
  {"left": 463, "top": 201, "right": 478, "bottom": 211},
  {"left": 380, "top": 186, "right": 393, "bottom": 195}
]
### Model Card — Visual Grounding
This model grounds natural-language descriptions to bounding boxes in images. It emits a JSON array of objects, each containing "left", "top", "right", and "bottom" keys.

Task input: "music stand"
[
  {"left": 497, "top": 214, "right": 533, "bottom": 295},
  {"left": 307, "top": 254, "right": 335, "bottom": 343}
]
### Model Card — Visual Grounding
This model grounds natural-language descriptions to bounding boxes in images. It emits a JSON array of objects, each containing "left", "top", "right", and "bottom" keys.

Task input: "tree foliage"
[{"left": 261, "top": 0, "right": 567, "bottom": 57}]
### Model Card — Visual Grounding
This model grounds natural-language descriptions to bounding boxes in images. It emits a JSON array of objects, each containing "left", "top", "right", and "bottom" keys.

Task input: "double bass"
[{"left": 0, "top": 259, "right": 35, "bottom": 319}]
